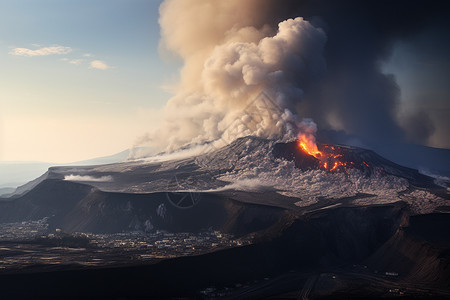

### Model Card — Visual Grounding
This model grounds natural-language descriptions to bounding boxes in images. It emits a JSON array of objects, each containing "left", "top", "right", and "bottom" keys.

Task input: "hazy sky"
[{"left": 0, "top": 0, "right": 175, "bottom": 163}]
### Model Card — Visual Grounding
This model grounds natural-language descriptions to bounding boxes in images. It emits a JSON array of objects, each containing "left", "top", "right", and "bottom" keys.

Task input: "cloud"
[
  {"left": 132, "top": 143, "right": 212, "bottom": 162},
  {"left": 68, "top": 59, "right": 84, "bottom": 65},
  {"left": 9, "top": 45, "right": 72, "bottom": 57},
  {"left": 61, "top": 58, "right": 84, "bottom": 65},
  {"left": 9, "top": 45, "right": 111, "bottom": 70},
  {"left": 90, "top": 60, "right": 109, "bottom": 70},
  {"left": 8, "top": 45, "right": 111, "bottom": 71},
  {"left": 64, "top": 174, "right": 113, "bottom": 182}
]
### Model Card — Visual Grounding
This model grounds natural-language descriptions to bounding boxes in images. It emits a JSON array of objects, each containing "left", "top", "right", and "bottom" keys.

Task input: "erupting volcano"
[
  {"left": 273, "top": 137, "right": 437, "bottom": 189},
  {"left": 1, "top": 0, "right": 449, "bottom": 298}
]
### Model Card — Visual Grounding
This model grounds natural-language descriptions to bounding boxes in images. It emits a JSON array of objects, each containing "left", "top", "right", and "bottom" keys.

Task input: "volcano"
[{"left": 0, "top": 136, "right": 449, "bottom": 298}]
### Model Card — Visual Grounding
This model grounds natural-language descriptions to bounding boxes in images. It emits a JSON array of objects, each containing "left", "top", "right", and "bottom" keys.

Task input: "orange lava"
[
  {"left": 298, "top": 136, "right": 322, "bottom": 159},
  {"left": 297, "top": 133, "right": 368, "bottom": 173}
]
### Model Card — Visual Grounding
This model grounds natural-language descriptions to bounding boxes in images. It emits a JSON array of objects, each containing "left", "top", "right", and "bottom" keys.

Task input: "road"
[{"left": 297, "top": 274, "right": 318, "bottom": 300}]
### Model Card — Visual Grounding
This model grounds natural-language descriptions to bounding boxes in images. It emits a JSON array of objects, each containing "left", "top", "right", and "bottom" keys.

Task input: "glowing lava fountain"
[{"left": 298, "top": 133, "right": 358, "bottom": 172}]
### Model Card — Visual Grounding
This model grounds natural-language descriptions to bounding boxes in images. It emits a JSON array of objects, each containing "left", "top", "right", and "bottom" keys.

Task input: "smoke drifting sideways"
[
  {"left": 134, "top": 0, "right": 450, "bottom": 160},
  {"left": 278, "top": 0, "right": 450, "bottom": 152}
]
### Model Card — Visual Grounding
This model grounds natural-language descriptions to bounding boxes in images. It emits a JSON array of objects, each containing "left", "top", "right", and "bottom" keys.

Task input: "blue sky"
[{"left": 0, "top": 0, "right": 178, "bottom": 162}]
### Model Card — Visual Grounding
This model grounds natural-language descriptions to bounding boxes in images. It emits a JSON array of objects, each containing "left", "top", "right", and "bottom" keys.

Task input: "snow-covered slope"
[{"left": 18, "top": 136, "right": 443, "bottom": 215}]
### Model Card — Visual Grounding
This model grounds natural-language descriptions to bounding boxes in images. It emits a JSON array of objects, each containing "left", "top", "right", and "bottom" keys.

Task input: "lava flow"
[{"left": 297, "top": 133, "right": 367, "bottom": 173}]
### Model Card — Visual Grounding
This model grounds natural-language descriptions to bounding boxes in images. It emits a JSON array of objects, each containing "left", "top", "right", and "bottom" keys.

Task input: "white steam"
[
  {"left": 134, "top": 0, "right": 327, "bottom": 156},
  {"left": 64, "top": 175, "right": 113, "bottom": 182}
]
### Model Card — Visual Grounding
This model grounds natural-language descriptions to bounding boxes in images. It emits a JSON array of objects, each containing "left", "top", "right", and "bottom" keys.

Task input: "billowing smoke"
[
  {"left": 135, "top": 0, "right": 450, "bottom": 157},
  {"left": 135, "top": 0, "right": 326, "bottom": 154}
]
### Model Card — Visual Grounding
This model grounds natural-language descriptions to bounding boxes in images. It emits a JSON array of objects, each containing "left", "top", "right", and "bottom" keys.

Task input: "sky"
[
  {"left": 1, "top": 0, "right": 449, "bottom": 163},
  {"left": 0, "top": 0, "right": 176, "bottom": 163}
]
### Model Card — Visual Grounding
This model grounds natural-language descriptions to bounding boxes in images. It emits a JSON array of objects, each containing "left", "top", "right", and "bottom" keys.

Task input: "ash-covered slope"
[
  {"left": 273, "top": 141, "right": 436, "bottom": 188},
  {"left": 208, "top": 137, "right": 448, "bottom": 214},
  {"left": 2, "top": 136, "right": 449, "bottom": 218}
]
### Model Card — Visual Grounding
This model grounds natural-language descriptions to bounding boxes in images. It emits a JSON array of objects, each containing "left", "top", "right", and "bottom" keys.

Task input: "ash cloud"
[
  {"left": 136, "top": 0, "right": 327, "bottom": 153},
  {"left": 137, "top": 0, "right": 450, "bottom": 154},
  {"left": 277, "top": 0, "right": 450, "bottom": 149},
  {"left": 402, "top": 111, "right": 435, "bottom": 145}
]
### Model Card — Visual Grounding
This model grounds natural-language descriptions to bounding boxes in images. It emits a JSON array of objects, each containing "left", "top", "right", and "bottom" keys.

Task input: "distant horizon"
[
  {"left": 0, "top": 147, "right": 131, "bottom": 164},
  {"left": 1, "top": 134, "right": 450, "bottom": 165},
  {"left": 0, "top": 135, "right": 450, "bottom": 165}
]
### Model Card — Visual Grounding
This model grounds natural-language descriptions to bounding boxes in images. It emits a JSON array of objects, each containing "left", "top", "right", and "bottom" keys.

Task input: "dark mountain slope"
[{"left": 0, "top": 178, "right": 289, "bottom": 236}]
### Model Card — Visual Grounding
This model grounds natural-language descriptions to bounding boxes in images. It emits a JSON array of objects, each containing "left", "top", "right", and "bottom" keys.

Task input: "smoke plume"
[
  {"left": 136, "top": 0, "right": 326, "bottom": 153},
  {"left": 135, "top": 0, "right": 450, "bottom": 155}
]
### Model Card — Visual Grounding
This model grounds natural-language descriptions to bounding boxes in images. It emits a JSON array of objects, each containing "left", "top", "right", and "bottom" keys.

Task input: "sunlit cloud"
[
  {"left": 90, "top": 60, "right": 110, "bottom": 70},
  {"left": 9, "top": 45, "right": 72, "bottom": 57},
  {"left": 9, "top": 44, "right": 112, "bottom": 71},
  {"left": 61, "top": 58, "right": 84, "bottom": 65},
  {"left": 68, "top": 59, "right": 84, "bottom": 65}
]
